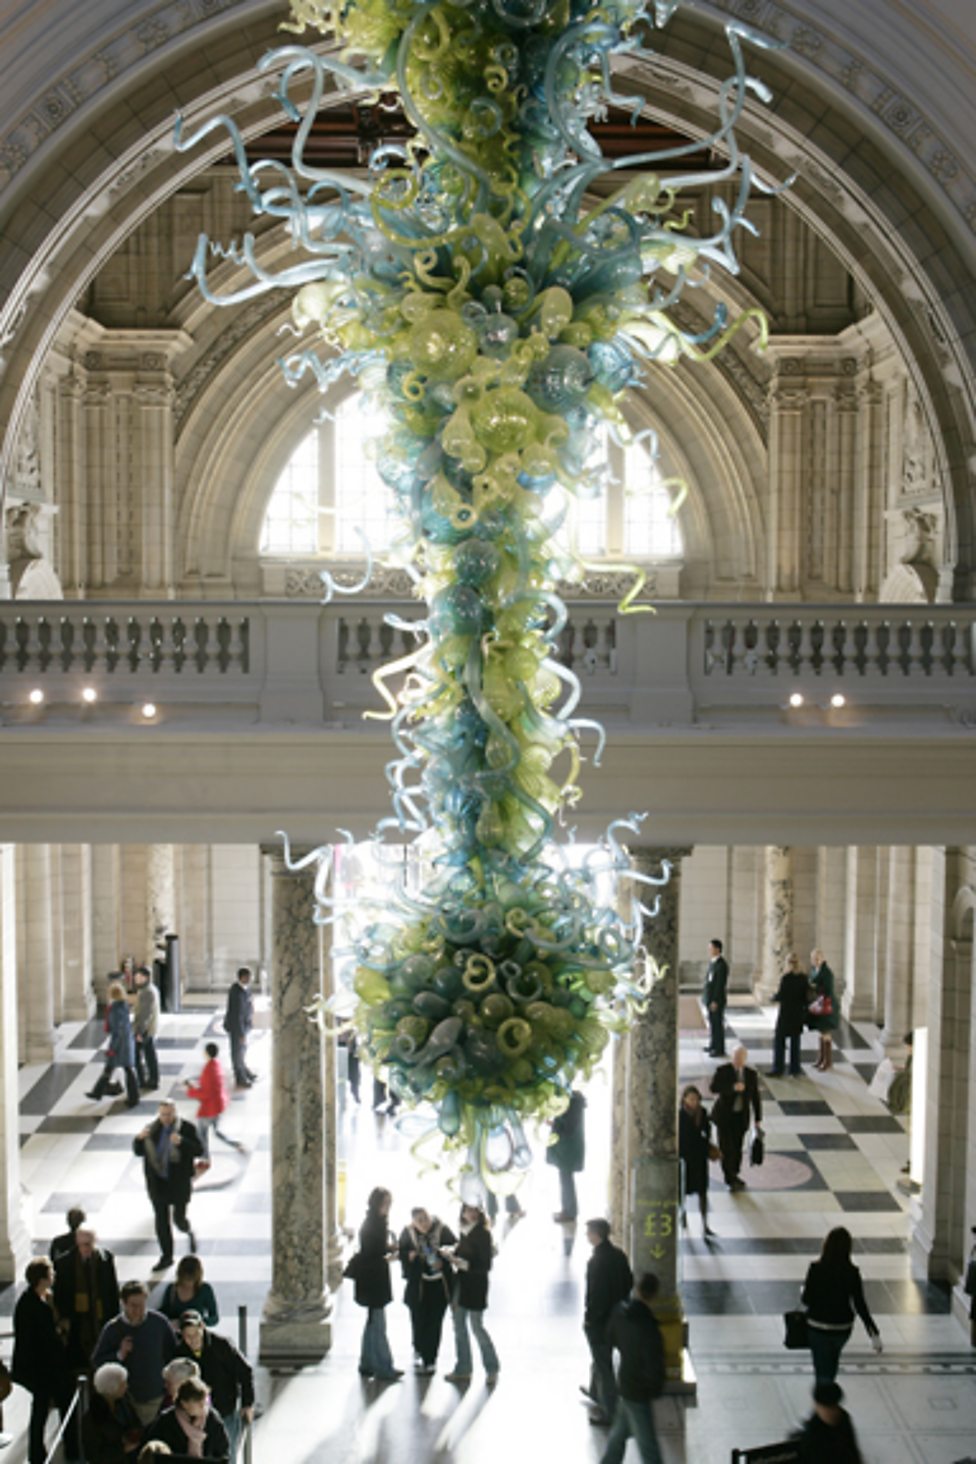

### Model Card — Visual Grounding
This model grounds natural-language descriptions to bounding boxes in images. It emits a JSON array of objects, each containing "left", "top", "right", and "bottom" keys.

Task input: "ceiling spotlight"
[
  {"left": 788, "top": 692, "right": 804, "bottom": 708},
  {"left": 28, "top": 688, "right": 44, "bottom": 705},
  {"left": 141, "top": 702, "right": 157, "bottom": 719},
  {"left": 830, "top": 693, "right": 846, "bottom": 709},
  {"left": 81, "top": 687, "right": 97, "bottom": 704}
]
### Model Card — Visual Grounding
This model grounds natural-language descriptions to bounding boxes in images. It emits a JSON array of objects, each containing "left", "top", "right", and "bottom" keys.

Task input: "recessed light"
[
  {"left": 81, "top": 687, "right": 97, "bottom": 704},
  {"left": 788, "top": 692, "right": 804, "bottom": 708},
  {"left": 830, "top": 693, "right": 846, "bottom": 709},
  {"left": 28, "top": 688, "right": 44, "bottom": 705},
  {"left": 141, "top": 702, "right": 157, "bottom": 719}
]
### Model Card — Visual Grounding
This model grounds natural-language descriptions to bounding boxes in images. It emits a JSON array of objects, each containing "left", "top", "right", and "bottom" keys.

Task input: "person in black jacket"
[
  {"left": 678, "top": 1086, "right": 716, "bottom": 1239},
  {"left": 82, "top": 1362, "right": 143, "bottom": 1463},
  {"left": 789, "top": 1380, "right": 864, "bottom": 1464},
  {"left": 582, "top": 1219, "right": 633, "bottom": 1425},
  {"left": 599, "top": 1272, "right": 665, "bottom": 1464},
  {"left": 176, "top": 1310, "right": 253, "bottom": 1458},
  {"left": 443, "top": 1203, "right": 499, "bottom": 1384},
  {"left": 50, "top": 1205, "right": 86, "bottom": 1266},
  {"left": 223, "top": 969, "right": 255, "bottom": 1088},
  {"left": 12, "top": 1256, "right": 79, "bottom": 1464},
  {"left": 398, "top": 1208, "right": 456, "bottom": 1374},
  {"left": 133, "top": 1100, "right": 204, "bottom": 1271},
  {"left": 53, "top": 1226, "right": 120, "bottom": 1372},
  {"left": 143, "top": 1376, "right": 229, "bottom": 1459},
  {"left": 801, "top": 1226, "right": 881, "bottom": 1382},
  {"left": 353, "top": 1187, "right": 402, "bottom": 1381},
  {"left": 770, "top": 952, "right": 811, "bottom": 1077},
  {"left": 702, "top": 938, "right": 729, "bottom": 1057},
  {"left": 709, "top": 1046, "right": 762, "bottom": 1190}
]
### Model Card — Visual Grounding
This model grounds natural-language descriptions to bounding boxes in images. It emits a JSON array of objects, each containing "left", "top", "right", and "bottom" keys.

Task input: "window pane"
[
  {"left": 334, "top": 396, "right": 400, "bottom": 554},
  {"left": 260, "top": 430, "right": 318, "bottom": 554},
  {"left": 622, "top": 442, "right": 683, "bottom": 559}
]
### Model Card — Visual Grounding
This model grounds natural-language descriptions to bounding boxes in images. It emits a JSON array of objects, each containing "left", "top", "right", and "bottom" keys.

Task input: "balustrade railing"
[
  {"left": 702, "top": 610, "right": 975, "bottom": 679},
  {"left": 0, "top": 606, "right": 250, "bottom": 675}
]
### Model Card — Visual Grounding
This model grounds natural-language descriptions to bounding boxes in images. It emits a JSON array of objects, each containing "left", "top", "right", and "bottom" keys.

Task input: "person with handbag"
[
  {"left": 709, "top": 1047, "right": 762, "bottom": 1191},
  {"left": 809, "top": 949, "right": 839, "bottom": 1071},
  {"left": 678, "top": 1086, "right": 716, "bottom": 1239},
  {"left": 770, "top": 952, "right": 811, "bottom": 1077},
  {"left": 398, "top": 1207, "right": 456, "bottom": 1374},
  {"left": 800, "top": 1226, "right": 881, "bottom": 1382},
  {"left": 352, "top": 1187, "right": 402, "bottom": 1381}
]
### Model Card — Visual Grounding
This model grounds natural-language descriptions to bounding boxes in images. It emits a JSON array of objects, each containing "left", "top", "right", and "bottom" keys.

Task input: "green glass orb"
[
  {"left": 454, "top": 538, "right": 500, "bottom": 587},
  {"left": 429, "top": 584, "right": 484, "bottom": 638},
  {"left": 407, "top": 309, "right": 478, "bottom": 382},
  {"left": 471, "top": 388, "right": 537, "bottom": 454}
]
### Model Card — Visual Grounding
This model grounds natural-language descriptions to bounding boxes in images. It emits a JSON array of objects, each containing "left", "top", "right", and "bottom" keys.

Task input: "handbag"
[
  {"left": 342, "top": 1251, "right": 362, "bottom": 1282},
  {"left": 750, "top": 1132, "right": 765, "bottom": 1167},
  {"left": 783, "top": 1309, "right": 809, "bottom": 1349},
  {"left": 0, "top": 1359, "right": 11, "bottom": 1404},
  {"left": 808, "top": 993, "right": 833, "bottom": 1018}
]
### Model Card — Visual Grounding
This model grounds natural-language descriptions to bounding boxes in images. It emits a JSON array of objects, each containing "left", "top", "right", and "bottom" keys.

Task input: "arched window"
[{"left": 260, "top": 394, "right": 683, "bottom": 563}]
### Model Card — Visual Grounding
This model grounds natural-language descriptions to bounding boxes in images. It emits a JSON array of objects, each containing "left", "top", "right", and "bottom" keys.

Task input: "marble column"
[
  {"left": 614, "top": 845, "right": 692, "bottom": 1384},
  {"left": 843, "top": 847, "right": 881, "bottom": 1022},
  {"left": 321, "top": 916, "right": 344, "bottom": 1291},
  {"left": 59, "top": 845, "right": 95, "bottom": 1021},
  {"left": 758, "top": 845, "right": 793, "bottom": 1000},
  {"left": 259, "top": 847, "right": 332, "bottom": 1363},
  {"left": 881, "top": 846, "right": 915, "bottom": 1049},
  {"left": 16, "top": 844, "right": 56, "bottom": 1064},
  {"left": 146, "top": 844, "right": 176, "bottom": 969},
  {"left": 0, "top": 846, "right": 31, "bottom": 1281}
]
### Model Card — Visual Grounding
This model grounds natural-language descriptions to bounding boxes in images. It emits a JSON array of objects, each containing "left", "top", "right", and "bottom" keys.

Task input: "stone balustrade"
[{"left": 0, "top": 598, "right": 973, "bottom": 728}]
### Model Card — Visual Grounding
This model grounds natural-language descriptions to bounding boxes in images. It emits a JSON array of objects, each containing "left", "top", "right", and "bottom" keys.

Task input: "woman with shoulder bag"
[
  {"left": 678, "top": 1086, "right": 717, "bottom": 1240},
  {"left": 802, "top": 1226, "right": 880, "bottom": 1383},
  {"left": 399, "top": 1207, "right": 456, "bottom": 1374},
  {"left": 353, "top": 1187, "right": 402, "bottom": 1382}
]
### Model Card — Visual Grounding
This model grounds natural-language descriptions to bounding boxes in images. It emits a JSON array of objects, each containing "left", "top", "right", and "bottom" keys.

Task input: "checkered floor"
[{"left": 0, "top": 996, "right": 972, "bottom": 1463}]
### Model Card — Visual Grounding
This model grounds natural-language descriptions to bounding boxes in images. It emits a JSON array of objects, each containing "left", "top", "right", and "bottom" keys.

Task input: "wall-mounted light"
[
  {"left": 81, "top": 687, "right": 98, "bottom": 704},
  {"left": 788, "top": 692, "right": 804, "bottom": 708},
  {"left": 829, "top": 692, "right": 846, "bottom": 709},
  {"left": 28, "top": 688, "right": 44, "bottom": 706},
  {"left": 141, "top": 702, "right": 157, "bottom": 720}
]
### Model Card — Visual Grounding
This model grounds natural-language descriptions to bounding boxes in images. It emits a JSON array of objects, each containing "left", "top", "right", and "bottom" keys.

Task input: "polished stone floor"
[{"left": 1, "top": 996, "right": 974, "bottom": 1463}]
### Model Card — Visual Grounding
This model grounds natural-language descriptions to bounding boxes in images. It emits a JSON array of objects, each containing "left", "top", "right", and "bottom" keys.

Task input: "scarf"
[
  {"left": 176, "top": 1406, "right": 208, "bottom": 1459},
  {"left": 146, "top": 1122, "right": 174, "bottom": 1180}
]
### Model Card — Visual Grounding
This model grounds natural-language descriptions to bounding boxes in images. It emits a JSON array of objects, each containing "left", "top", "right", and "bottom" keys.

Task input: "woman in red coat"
[{"left": 185, "top": 1043, "right": 240, "bottom": 1162}]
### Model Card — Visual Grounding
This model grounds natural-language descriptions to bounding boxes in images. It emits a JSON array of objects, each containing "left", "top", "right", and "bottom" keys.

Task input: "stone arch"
[{"left": 1, "top": 2, "right": 973, "bottom": 595}]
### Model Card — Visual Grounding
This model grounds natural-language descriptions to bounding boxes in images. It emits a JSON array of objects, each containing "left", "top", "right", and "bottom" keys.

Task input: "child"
[{"left": 185, "top": 1043, "right": 241, "bottom": 1164}]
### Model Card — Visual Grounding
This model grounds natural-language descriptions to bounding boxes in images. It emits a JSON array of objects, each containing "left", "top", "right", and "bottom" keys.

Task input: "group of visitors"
[
  {"left": 350, "top": 1188, "right": 500, "bottom": 1386},
  {"left": 86, "top": 969, "right": 160, "bottom": 1109},
  {"left": 702, "top": 938, "right": 839, "bottom": 1074},
  {"left": 12, "top": 1232, "right": 252, "bottom": 1464},
  {"left": 678, "top": 1045, "right": 763, "bottom": 1219}
]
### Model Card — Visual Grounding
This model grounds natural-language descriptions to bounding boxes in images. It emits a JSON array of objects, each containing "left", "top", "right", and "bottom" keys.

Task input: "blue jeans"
[
  {"left": 585, "top": 1323, "right": 617, "bottom": 1419},
  {"left": 808, "top": 1324, "right": 851, "bottom": 1383},
  {"left": 222, "top": 1410, "right": 242, "bottom": 1462},
  {"left": 452, "top": 1304, "right": 499, "bottom": 1376},
  {"left": 600, "top": 1398, "right": 664, "bottom": 1464},
  {"left": 360, "top": 1306, "right": 395, "bottom": 1376}
]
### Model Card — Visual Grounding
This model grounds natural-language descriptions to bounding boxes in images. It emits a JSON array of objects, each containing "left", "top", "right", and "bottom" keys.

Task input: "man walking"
[
  {"left": 133, "top": 965, "right": 160, "bottom": 1091},
  {"left": 133, "top": 1100, "right": 203, "bottom": 1271},
  {"left": 224, "top": 967, "right": 255, "bottom": 1088},
  {"left": 582, "top": 1219, "right": 633, "bottom": 1426},
  {"left": 702, "top": 938, "right": 728, "bottom": 1057},
  {"left": 92, "top": 1280, "right": 176, "bottom": 1426},
  {"left": 709, "top": 1045, "right": 762, "bottom": 1190},
  {"left": 599, "top": 1272, "right": 666, "bottom": 1464}
]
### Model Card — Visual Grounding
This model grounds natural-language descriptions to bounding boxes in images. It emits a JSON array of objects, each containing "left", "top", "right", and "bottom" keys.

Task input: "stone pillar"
[
  {"left": 881, "top": 846, "right": 915, "bottom": 1048},
  {"left": 912, "top": 848, "right": 973, "bottom": 1285},
  {"left": 815, "top": 846, "right": 847, "bottom": 1008},
  {"left": 0, "top": 846, "right": 31, "bottom": 1280},
  {"left": 727, "top": 846, "right": 761, "bottom": 992},
  {"left": 321, "top": 915, "right": 344, "bottom": 1291},
  {"left": 16, "top": 844, "right": 56, "bottom": 1064},
  {"left": 146, "top": 844, "right": 176, "bottom": 970},
  {"left": 91, "top": 845, "right": 122, "bottom": 1002},
  {"left": 259, "top": 847, "right": 331, "bottom": 1363},
  {"left": 765, "top": 370, "right": 807, "bottom": 598},
  {"left": 616, "top": 846, "right": 691, "bottom": 1383},
  {"left": 843, "top": 847, "right": 881, "bottom": 1022},
  {"left": 59, "top": 844, "right": 95, "bottom": 1021},
  {"left": 758, "top": 845, "right": 793, "bottom": 1000}
]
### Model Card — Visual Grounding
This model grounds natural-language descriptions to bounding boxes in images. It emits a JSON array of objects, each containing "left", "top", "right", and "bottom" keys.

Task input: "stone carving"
[
  {"left": 11, "top": 399, "right": 40, "bottom": 499},
  {"left": 901, "top": 395, "right": 932, "bottom": 498},
  {"left": 5, "top": 502, "right": 63, "bottom": 600},
  {"left": 174, "top": 295, "right": 286, "bottom": 430}
]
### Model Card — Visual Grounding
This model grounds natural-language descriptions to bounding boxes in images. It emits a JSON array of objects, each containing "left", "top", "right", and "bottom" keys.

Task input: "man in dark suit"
[
  {"left": 53, "top": 1226, "right": 120, "bottom": 1372},
  {"left": 770, "top": 952, "right": 811, "bottom": 1077},
  {"left": 709, "top": 1046, "right": 762, "bottom": 1190},
  {"left": 224, "top": 967, "right": 255, "bottom": 1088},
  {"left": 702, "top": 938, "right": 729, "bottom": 1057},
  {"left": 133, "top": 1100, "right": 204, "bottom": 1271}
]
